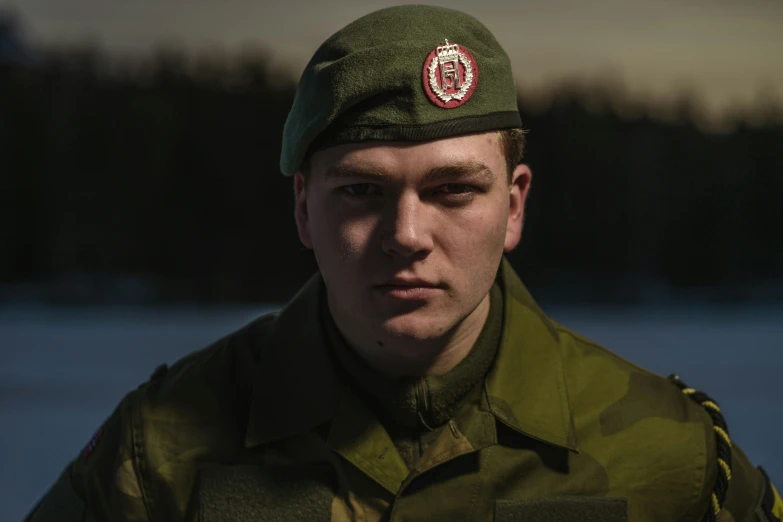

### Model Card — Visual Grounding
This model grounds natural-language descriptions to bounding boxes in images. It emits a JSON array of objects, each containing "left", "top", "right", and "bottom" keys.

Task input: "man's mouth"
[
  {"left": 382, "top": 279, "right": 437, "bottom": 287},
  {"left": 374, "top": 277, "right": 444, "bottom": 300}
]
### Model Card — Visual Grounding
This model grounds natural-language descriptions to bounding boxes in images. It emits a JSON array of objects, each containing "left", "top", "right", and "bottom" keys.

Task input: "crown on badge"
[{"left": 436, "top": 39, "right": 460, "bottom": 60}]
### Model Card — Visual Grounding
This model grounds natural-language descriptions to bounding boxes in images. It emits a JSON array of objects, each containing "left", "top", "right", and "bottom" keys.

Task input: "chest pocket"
[
  {"left": 198, "top": 464, "right": 334, "bottom": 522},
  {"left": 494, "top": 497, "right": 627, "bottom": 522}
]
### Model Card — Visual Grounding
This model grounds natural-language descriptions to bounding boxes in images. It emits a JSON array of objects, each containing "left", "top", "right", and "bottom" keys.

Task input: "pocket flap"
[{"left": 199, "top": 464, "right": 333, "bottom": 522}]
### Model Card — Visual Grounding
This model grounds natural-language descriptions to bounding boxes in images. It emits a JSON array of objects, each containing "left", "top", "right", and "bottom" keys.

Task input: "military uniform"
[
  {"left": 25, "top": 5, "right": 782, "bottom": 522},
  {"left": 24, "top": 260, "right": 781, "bottom": 521}
]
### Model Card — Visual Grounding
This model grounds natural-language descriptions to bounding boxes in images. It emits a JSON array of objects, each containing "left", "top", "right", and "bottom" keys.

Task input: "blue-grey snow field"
[{"left": 1, "top": 304, "right": 781, "bottom": 521}]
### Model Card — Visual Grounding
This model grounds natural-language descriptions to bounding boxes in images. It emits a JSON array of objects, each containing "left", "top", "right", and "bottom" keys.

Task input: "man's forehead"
[
  {"left": 322, "top": 161, "right": 498, "bottom": 188},
  {"left": 309, "top": 132, "right": 505, "bottom": 179}
]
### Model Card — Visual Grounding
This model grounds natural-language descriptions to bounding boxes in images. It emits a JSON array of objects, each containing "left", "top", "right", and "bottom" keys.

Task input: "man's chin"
[{"left": 376, "top": 314, "right": 452, "bottom": 344}]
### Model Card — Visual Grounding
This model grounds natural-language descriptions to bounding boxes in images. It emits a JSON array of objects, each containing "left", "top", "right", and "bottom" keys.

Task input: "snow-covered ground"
[{"left": 1, "top": 304, "right": 781, "bottom": 521}]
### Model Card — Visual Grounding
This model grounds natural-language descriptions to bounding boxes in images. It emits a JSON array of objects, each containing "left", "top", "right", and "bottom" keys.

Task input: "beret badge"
[{"left": 422, "top": 39, "right": 479, "bottom": 109}]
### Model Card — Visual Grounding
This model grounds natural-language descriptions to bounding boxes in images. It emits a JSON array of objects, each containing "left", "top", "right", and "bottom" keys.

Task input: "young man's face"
[{"left": 294, "top": 131, "right": 531, "bottom": 356}]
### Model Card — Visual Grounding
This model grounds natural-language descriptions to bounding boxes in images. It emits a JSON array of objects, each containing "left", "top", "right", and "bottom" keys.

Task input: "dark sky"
[{"left": 11, "top": 0, "right": 783, "bottom": 123}]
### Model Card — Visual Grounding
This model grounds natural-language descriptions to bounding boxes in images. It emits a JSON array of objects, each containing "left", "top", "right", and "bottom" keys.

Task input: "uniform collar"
[
  {"left": 244, "top": 274, "right": 341, "bottom": 447},
  {"left": 484, "top": 258, "right": 579, "bottom": 452},
  {"left": 245, "top": 258, "right": 578, "bottom": 453}
]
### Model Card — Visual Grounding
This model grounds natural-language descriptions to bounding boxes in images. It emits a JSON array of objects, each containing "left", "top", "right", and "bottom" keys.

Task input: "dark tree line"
[{"left": 1, "top": 28, "right": 782, "bottom": 304}]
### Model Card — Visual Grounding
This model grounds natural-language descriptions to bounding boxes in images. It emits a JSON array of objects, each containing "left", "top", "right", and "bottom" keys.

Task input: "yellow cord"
[
  {"left": 718, "top": 458, "right": 732, "bottom": 482},
  {"left": 713, "top": 426, "right": 732, "bottom": 447},
  {"left": 701, "top": 400, "right": 721, "bottom": 413}
]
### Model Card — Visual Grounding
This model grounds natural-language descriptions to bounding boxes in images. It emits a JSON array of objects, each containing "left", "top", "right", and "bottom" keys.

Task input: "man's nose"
[{"left": 380, "top": 193, "right": 434, "bottom": 258}]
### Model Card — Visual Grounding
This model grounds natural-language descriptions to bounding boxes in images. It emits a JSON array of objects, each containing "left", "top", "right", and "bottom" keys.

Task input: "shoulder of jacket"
[
  {"left": 119, "top": 311, "right": 281, "bottom": 446},
  {"left": 552, "top": 321, "right": 719, "bottom": 518},
  {"left": 553, "top": 321, "right": 708, "bottom": 413},
  {"left": 116, "top": 312, "right": 280, "bottom": 519},
  {"left": 553, "top": 322, "right": 658, "bottom": 377},
  {"left": 553, "top": 320, "right": 710, "bottom": 426},
  {"left": 136, "top": 311, "right": 279, "bottom": 403},
  {"left": 119, "top": 311, "right": 280, "bottom": 431}
]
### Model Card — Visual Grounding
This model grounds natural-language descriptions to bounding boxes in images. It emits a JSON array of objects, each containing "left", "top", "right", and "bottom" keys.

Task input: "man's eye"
[
  {"left": 437, "top": 184, "right": 473, "bottom": 195},
  {"left": 342, "top": 184, "right": 378, "bottom": 196}
]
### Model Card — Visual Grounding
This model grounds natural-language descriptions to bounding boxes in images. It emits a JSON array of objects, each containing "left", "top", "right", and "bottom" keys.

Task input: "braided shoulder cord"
[{"left": 668, "top": 374, "right": 732, "bottom": 522}]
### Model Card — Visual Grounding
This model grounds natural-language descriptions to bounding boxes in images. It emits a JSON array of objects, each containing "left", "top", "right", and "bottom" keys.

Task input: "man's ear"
[
  {"left": 504, "top": 163, "right": 532, "bottom": 252},
  {"left": 293, "top": 172, "right": 313, "bottom": 249}
]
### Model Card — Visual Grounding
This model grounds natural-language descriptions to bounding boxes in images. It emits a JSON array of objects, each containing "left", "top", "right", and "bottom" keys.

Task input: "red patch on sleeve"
[{"left": 81, "top": 426, "right": 104, "bottom": 461}]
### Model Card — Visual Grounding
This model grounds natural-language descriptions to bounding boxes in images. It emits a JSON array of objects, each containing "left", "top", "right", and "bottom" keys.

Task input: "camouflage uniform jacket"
[{"left": 25, "top": 259, "right": 782, "bottom": 522}]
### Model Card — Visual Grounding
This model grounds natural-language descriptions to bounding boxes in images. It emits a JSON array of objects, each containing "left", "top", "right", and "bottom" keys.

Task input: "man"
[{"left": 25, "top": 5, "right": 781, "bottom": 522}]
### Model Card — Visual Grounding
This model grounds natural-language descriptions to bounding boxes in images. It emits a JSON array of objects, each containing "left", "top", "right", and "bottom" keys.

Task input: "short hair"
[{"left": 498, "top": 128, "right": 526, "bottom": 183}]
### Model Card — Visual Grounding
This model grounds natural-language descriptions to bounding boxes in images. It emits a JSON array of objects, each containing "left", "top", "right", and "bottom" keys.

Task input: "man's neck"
[{"left": 329, "top": 292, "right": 492, "bottom": 377}]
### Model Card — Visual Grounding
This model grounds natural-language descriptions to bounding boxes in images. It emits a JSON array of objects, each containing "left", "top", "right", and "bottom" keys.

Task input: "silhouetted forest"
[{"left": 1, "top": 12, "right": 782, "bottom": 304}]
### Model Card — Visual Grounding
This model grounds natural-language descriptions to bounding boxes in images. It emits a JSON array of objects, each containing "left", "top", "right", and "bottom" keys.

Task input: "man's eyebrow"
[
  {"left": 323, "top": 160, "right": 495, "bottom": 183},
  {"left": 421, "top": 161, "right": 495, "bottom": 185},
  {"left": 323, "top": 165, "right": 390, "bottom": 180}
]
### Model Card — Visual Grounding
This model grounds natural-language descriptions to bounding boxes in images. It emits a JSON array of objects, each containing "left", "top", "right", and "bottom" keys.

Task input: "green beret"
[{"left": 280, "top": 5, "right": 522, "bottom": 176}]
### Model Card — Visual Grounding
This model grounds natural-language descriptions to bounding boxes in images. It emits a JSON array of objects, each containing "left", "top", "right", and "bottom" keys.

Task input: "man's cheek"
[{"left": 337, "top": 224, "right": 374, "bottom": 259}]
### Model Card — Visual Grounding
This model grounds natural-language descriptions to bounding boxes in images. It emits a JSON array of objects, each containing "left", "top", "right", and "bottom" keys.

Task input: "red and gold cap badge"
[{"left": 422, "top": 39, "right": 479, "bottom": 109}]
